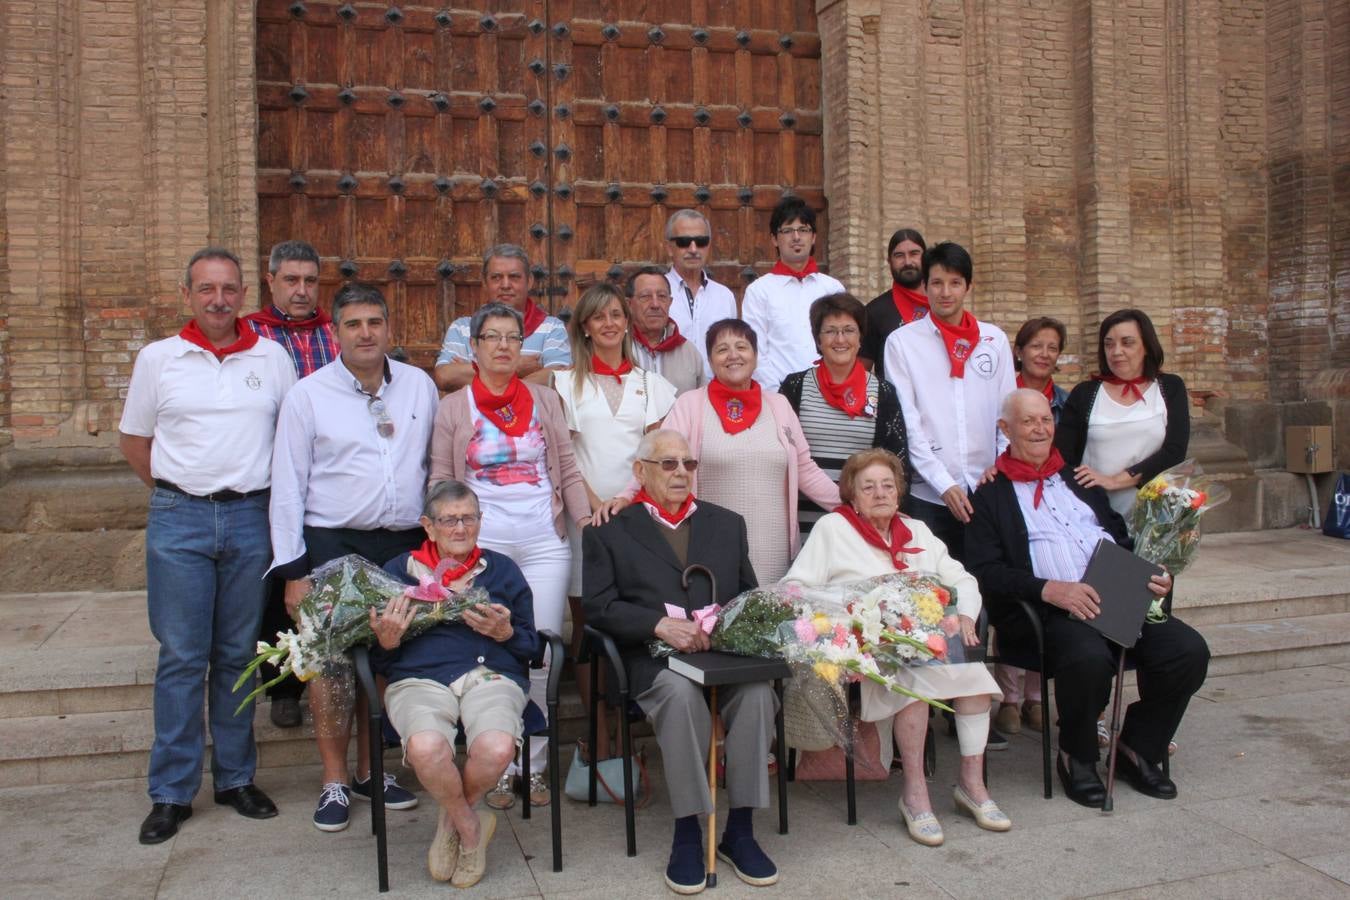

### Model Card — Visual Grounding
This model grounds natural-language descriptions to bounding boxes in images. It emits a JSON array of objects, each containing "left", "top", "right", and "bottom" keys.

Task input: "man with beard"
[{"left": 860, "top": 228, "right": 927, "bottom": 384}]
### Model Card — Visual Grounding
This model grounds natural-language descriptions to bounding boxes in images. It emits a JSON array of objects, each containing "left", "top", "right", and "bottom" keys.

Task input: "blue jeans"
[{"left": 145, "top": 487, "right": 271, "bottom": 805}]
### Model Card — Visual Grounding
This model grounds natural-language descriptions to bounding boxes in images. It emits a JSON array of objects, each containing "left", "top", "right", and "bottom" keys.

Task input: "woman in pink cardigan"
[{"left": 607, "top": 318, "right": 840, "bottom": 584}]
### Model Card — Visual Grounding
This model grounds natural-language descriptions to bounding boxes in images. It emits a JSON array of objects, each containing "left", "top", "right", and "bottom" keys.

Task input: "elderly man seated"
[
  {"left": 966, "top": 389, "right": 1209, "bottom": 807},
  {"left": 583, "top": 429, "right": 776, "bottom": 895},
  {"left": 374, "top": 480, "right": 540, "bottom": 887}
]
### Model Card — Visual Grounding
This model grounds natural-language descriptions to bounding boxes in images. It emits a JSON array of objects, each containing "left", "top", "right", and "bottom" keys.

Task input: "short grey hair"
[
  {"left": 635, "top": 428, "right": 691, "bottom": 461},
  {"left": 481, "top": 243, "right": 532, "bottom": 279},
  {"left": 1000, "top": 387, "right": 1050, "bottom": 423},
  {"left": 469, "top": 302, "right": 524, "bottom": 339},
  {"left": 268, "top": 240, "right": 320, "bottom": 274},
  {"left": 331, "top": 282, "right": 388, "bottom": 321},
  {"left": 423, "top": 480, "right": 481, "bottom": 518},
  {"left": 184, "top": 246, "right": 242, "bottom": 289},
  {"left": 664, "top": 209, "right": 710, "bottom": 239}
]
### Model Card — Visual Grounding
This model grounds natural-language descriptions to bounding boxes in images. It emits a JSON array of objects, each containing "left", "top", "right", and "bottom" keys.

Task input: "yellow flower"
[
  {"left": 813, "top": 661, "right": 842, "bottom": 683},
  {"left": 812, "top": 614, "right": 832, "bottom": 637},
  {"left": 916, "top": 595, "right": 944, "bottom": 626}
]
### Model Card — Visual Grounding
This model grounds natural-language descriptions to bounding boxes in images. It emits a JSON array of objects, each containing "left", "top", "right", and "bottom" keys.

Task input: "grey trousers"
[{"left": 636, "top": 669, "right": 778, "bottom": 819}]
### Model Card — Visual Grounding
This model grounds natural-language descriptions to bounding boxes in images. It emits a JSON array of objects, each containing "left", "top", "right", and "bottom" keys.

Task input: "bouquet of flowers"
[
  {"left": 232, "top": 553, "right": 486, "bottom": 715},
  {"left": 1128, "top": 459, "right": 1230, "bottom": 622},
  {"left": 646, "top": 586, "right": 799, "bottom": 659}
]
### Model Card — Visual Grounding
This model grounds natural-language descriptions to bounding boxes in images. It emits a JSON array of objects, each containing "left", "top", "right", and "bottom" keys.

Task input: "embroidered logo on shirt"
[
  {"left": 244, "top": 372, "right": 262, "bottom": 391},
  {"left": 971, "top": 351, "right": 996, "bottom": 379},
  {"left": 725, "top": 398, "right": 744, "bottom": 422},
  {"left": 952, "top": 338, "right": 973, "bottom": 362}
]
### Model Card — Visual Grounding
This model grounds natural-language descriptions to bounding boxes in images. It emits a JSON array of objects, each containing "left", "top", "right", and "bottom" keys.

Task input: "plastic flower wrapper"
[
  {"left": 233, "top": 553, "right": 488, "bottom": 715},
  {"left": 1127, "top": 458, "right": 1231, "bottom": 622},
  {"left": 647, "top": 586, "right": 800, "bottom": 659}
]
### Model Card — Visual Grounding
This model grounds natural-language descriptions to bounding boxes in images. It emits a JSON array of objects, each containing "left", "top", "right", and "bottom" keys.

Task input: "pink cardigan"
[
  {"left": 430, "top": 383, "right": 591, "bottom": 540},
  {"left": 623, "top": 386, "right": 841, "bottom": 554}
]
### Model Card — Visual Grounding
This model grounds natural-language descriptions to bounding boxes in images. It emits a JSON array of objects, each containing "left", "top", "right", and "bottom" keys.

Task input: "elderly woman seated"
[
  {"left": 374, "top": 480, "right": 541, "bottom": 888},
  {"left": 783, "top": 448, "right": 1011, "bottom": 846}
]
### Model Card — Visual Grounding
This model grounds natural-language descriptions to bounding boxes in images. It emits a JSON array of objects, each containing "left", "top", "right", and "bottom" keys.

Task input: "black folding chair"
[
  {"left": 352, "top": 628, "right": 565, "bottom": 892},
  {"left": 580, "top": 624, "right": 789, "bottom": 858}
]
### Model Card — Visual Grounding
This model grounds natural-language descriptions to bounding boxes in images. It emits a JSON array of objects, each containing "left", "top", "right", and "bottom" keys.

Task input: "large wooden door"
[{"left": 256, "top": 1, "right": 825, "bottom": 367}]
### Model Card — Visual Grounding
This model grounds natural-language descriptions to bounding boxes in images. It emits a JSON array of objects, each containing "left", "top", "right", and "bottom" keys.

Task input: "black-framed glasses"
[
  {"left": 641, "top": 457, "right": 699, "bottom": 472},
  {"left": 367, "top": 396, "right": 395, "bottom": 438},
  {"left": 671, "top": 235, "right": 711, "bottom": 249},
  {"left": 429, "top": 513, "right": 481, "bottom": 528},
  {"left": 777, "top": 226, "right": 814, "bottom": 237},
  {"left": 475, "top": 331, "right": 524, "bottom": 345}
]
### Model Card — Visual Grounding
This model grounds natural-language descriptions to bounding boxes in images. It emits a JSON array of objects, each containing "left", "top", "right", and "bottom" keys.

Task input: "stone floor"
[{"left": 4, "top": 660, "right": 1350, "bottom": 899}]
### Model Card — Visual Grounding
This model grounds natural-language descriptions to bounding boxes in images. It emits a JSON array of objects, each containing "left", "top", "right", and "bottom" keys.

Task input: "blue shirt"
[{"left": 434, "top": 314, "right": 571, "bottom": 369}]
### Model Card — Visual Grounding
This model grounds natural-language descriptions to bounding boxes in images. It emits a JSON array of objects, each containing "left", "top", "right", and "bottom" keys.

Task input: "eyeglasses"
[
  {"left": 777, "top": 226, "right": 814, "bottom": 237},
  {"left": 671, "top": 235, "right": 711, "bottom": 249},
  {"left": 429, "top": 513, "right": 481, "bottom": 528},
  {"left": 367, "top": 396, "right": 395, "bottom": 438},
  {"left": 641, "top": 457, "right": 699, "bottom": 472},
  {"left": 476, "top": 331, "right": 524, "bottom": 346},
  {"left": 820, "top": 326, "right": 860, "bottom": 339}
]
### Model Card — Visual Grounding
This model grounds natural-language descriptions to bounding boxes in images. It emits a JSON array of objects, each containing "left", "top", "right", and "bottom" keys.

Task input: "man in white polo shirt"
[
  {"left": 741, "top": 196, "right": 846, "bottom": 392},
  {"left": 270, "top": 281, "right": 439, "bottom": 832},
  {"left": 664, "top": 209, "right": 738, "bottom": 377},
  {"left": 884, "top": 241, "right": 1015, "bottom": 563},
  {"left": 119, "top": 247, "right": 296, "bottom": 844}
]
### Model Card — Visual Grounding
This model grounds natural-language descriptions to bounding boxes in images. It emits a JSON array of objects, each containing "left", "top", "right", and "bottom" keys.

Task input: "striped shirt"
[
  {"left": 435, "top": 314, "right": 572, "bottom": 369},
  {"left": 794, "top": 369, "right": 879, "bottom": 536},
  {"left": 1015, "top": 474, "right": 1115, "bottom": 582}
]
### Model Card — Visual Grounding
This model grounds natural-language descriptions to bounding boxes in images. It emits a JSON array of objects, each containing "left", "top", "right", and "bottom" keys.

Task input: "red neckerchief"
[
  {"left": 930, "top": 311, "right": 980, "bottom": 378},
  {"left": 180, "top": 320, "right": 260, "bottom": 360},
  {"left": 633, "top": 488, "right": 697, "bottom": 527},
  {"left": 769, "top": 258, "right": 820, "bottom": 281},
  {"left": 835, "top": 505, "right": 921, "bottom": 571},
  {"left": 409, "top": 539, "right": 483, "bottom": 586},
  {"left": 521, "top": 300, "right": 548, "bottom": 338},
  {"left": 631, "top": 320, "right": 688, "bottom": 354},
  {"left": 245, "top": 305, "right": 332, "bottom": 331},
  {"left": 995, "top": 446, "right": 1066, "bottom": 509},
  {"left": 890, "top": 284, "right": 930, "bottom": 324},
  {"left": 1017, "top": 373, "right": 1056, "bottom": 402},
  {"left": 706, "top": 378, "right": 763, "bottom": 435},
  {"left": 1095, "top": 373, "right": 1149, "bottom": 403},
  {"left": 471, "top": 374, "right": 534, "bottom": 437},
  {"left": 591, "top": 354, "right": 633, "bottom": 384},
  {"left": 814, "top": 359, "right": 869, "bottom": 418}
]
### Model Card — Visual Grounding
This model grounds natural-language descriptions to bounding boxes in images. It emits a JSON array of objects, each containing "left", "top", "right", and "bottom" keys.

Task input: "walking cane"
[
  {"left": 1101, "top": 651, "right": 1128, "bottom": 813},
  {"left": 682, "top": 564, "right": 718, "bottom": 888}
]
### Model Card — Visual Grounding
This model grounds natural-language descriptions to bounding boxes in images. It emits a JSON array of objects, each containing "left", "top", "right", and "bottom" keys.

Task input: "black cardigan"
[
  {"left": 778, "top": 368, "right": 911, "bottom": 483},
  {"left": 1054, "top": 373, "right": 1190, "bottom": 485}
]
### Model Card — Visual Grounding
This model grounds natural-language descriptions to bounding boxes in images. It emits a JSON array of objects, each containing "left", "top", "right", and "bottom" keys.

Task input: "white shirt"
[
  {"left": 558, "top": 368, "right": 678, "bottom": 499},
  {"left": 1013, "top": 474, "right": 1115, "bottom": 582},
  {"left": 884, "top": 317, "right": 1015, "bottom": 505},
  {"left": 1083, "top": 381, "right": 1168, "bottom": 517},
  {"left": 666, "top": 268, "right": 738, "bottom": 379},
  {"left": 740, "top": 269, "right": 846, "bottom": 392},
  {"left": 119, "top": 335, "right": 296, "bottom": 495},
  {"left": 268, "top": 356, "right": 439, "bottom": 572}
]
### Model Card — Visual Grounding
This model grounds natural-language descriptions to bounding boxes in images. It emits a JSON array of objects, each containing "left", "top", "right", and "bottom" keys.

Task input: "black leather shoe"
[
  {"left": 269, "top": 696, "right": 302, "bottom": 728},
  {"left": 1115, "top": 749, "right": 1177, "bottom": 799},
  {"left": 214, "top": 784, "right": 279, "bottom": 819},
  {"left": 1057, "top": 753, "right": 1106, "bottom": 808},
  {"left": 139, "top": 803, "right": 191, "bottom": 844}
]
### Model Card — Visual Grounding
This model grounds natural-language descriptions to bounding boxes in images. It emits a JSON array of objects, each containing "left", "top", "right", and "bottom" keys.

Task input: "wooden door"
[{"left": 256, "top": 1, "right": 825, "bottom": 367}]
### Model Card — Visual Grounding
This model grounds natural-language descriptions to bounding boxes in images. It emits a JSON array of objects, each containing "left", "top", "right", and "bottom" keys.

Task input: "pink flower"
[
  {"left": 926, "top": 634, "right": 947, "bottom": 660},
  {"left": 793, "top": 618, "right": 817, "bottom": 644},
  {"left": 832, "top": 624, "right": 849, "bottom": 648}
]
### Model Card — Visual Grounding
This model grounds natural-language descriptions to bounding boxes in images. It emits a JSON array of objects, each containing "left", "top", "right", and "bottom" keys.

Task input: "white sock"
[{"left": 956, "top": 710, "right": 990, "bottom": 757}]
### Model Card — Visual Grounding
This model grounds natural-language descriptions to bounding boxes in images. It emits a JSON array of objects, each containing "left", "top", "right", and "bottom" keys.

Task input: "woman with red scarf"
[
  {"left": 429, "top": 302, "right": 591, "bottom": 810},
  {"left": 785, "top": 449, "right": 1009, "bottom": 847},
  {"left": 1055, "top": 308, "right": 1190, "bottom": 519},
  {"left": 1013, "top": 316, "right": 1070, "bottom": 424},
  {"left": 779, "top": 292, "right": 911, "bottom": 540},
  {"left": 606, "top": 319, "right": 841, "bottom": 585}
]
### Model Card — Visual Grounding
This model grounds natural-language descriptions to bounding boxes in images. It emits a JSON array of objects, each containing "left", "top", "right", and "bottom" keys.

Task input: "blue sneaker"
[
  {"left": 313, "top": 782, "right": 351, "bottom": 832},
  {"left": 350, "top": 773, "right": 419, "bottom": 811},
  {"left": 664, "top": 841, "right": 705, "bottom": 895},
  {"left": 717, "top": 835, "right": 778, "bottom": 886}
]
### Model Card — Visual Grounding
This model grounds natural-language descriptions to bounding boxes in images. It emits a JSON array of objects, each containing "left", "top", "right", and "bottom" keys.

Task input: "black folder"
[
  {"left": 1080, "top": 539, "right": 1164, "bottom": 649},
  {"left": 667, "top": 652, "right": 792, "bottom": 686}
]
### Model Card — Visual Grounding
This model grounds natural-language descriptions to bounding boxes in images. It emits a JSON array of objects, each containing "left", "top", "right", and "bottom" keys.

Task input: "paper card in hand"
[{"left": 1081, "top": 539, "right": 1164, "bottom": 649}]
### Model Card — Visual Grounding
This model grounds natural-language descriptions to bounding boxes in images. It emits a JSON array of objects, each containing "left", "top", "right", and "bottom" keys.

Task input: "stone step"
[{"left": 1195, "top": 611, "right": 1350, "bottom": 677}]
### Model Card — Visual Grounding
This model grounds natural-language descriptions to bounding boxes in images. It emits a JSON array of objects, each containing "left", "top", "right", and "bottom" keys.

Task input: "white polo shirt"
[
  {"left": 740, "top": 269, "right": 846, "bottom": 393},
  {"left": 666, "top": 268, "right": 738, "bottom": 379},
  {"left": 268, "top": 356, "right": 440, "bottom": 573},
  {"left": 884, "top": 316, "right": 1016, "bottom": 505},
  {"left": 119, "top": 335, "right": 296, "bottom": 495}
]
